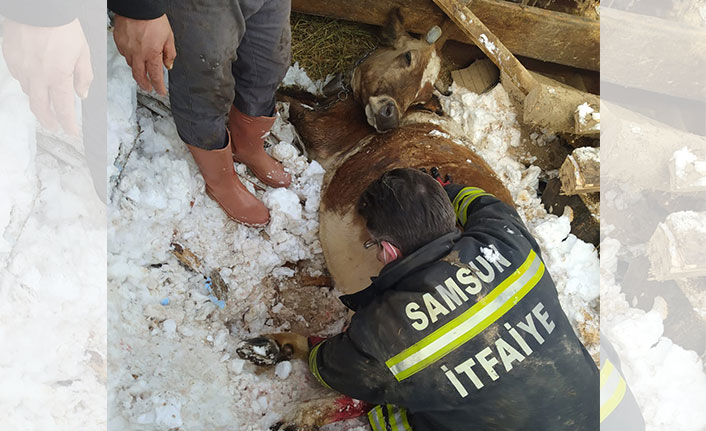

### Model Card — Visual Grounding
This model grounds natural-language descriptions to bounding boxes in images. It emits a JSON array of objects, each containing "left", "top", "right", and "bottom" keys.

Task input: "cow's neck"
[{"left": 285, "top": 95, "right": 375, "bottom": 171}]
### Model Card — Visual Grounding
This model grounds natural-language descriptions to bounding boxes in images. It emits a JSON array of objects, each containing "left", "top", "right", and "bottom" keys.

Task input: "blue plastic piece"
[{"left": 160, "top": 297, "right": 170, "bottom": 306}]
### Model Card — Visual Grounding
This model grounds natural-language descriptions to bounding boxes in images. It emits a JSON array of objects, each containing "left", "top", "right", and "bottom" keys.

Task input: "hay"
[{"left": 291, "top": 12, "right": 380, "bottom": 81}]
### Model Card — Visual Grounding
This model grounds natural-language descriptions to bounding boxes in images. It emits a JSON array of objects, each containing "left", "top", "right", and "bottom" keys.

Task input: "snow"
[
  {"left": 576, "top": 102, "right": 600, "bottom": 131},
  {"left": 281, "top": 62, "right": 333, "bottom": 96},
  {"left": 0, "top": 41, "right": 107, "bottom": 430},
  {"left": 478, "top": 34, "right": 497, "bottom": 55},
  {"left": 107, "top": 38, "right": 344, "bottom": 431},
  {"left": 275, "top": 361, "right": 293, "bottom": 380},
  {"left": 672, "top": 146, "right": 706, "bottom": 188}
]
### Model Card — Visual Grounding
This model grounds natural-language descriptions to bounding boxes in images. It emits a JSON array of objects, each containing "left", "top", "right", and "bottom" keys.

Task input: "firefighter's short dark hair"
[{"left": 357, "top": 168, "right": 457, "bottom": 255}]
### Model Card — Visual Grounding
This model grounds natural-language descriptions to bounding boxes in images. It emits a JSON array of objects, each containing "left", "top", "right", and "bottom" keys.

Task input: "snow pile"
[
  {"left": 601, "top": 237, "right": 706, "bottom": 431},
  {"left": 107, "top": 40, "right": 345, "bottom": 430},
  {"left": 0, "top": 51, "right": 107, "bottom": 429},
  {"left": 439, "top": 84, "right": 599, "bottom": 350},
  {"left": 576, "top": 102, "right": 600, "bottom": 131}
]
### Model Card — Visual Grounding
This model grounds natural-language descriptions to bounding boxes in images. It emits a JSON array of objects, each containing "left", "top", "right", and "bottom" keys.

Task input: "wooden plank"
[
  {"left": 602, "top": 7, "right": 706, "bottom": 101},
  {"left": 451, "top": 59, "right": 499, "bottom": 94},
  {"left": 559, "top": 147, "right": 600, "bottom": 195},
  {"left": 291, "top": 0, "right": 600, "bottom": 71}
]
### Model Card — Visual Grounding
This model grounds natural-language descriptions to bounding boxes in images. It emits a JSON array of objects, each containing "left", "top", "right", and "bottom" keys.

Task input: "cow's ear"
[{"left": 380, "top": 8, "right": 411, "bottom": 48}]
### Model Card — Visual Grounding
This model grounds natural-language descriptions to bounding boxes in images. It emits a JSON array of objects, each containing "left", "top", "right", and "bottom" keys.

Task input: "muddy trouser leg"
[
  {"left": 232, "top": 0, "right": 292, "bottom": 117},
  {"left": 166, "top": 1, "right": 245, "bottom": 150}
]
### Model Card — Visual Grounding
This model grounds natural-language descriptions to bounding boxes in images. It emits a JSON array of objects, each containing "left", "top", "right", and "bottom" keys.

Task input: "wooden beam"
[
  {"left": 291, "top": 0, "right": 599, "bottom": 71},
  {"left": 602, "top": 7, "right": 706, "bottom": 102}
]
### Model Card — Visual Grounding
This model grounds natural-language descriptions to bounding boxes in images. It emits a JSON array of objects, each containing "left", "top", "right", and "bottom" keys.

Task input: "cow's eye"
[{"left": 404, "top": 51, "right": 412, "bottom": 66}]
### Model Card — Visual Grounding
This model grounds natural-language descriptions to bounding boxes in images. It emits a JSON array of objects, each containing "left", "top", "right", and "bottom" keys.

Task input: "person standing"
[{"left": 109, "top": 0, "right": 293, "bottom": 226}]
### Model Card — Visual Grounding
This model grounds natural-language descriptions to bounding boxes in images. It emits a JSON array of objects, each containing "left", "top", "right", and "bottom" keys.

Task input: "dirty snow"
[{"left": 0, "top": 47, "right": 107, "bottom": 429}]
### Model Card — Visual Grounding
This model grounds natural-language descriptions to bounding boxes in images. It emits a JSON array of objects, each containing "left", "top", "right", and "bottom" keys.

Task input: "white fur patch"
[
  {"left": 364, "top": 103, "right": 377, "bottom": 130},
  {"left": 421, "top": 51, "right": 441, "bottom": 89}
]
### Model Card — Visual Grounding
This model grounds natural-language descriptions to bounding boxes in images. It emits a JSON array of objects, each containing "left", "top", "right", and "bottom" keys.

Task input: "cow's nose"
[
  {"left": 374, "top": 100, "right": 399, "bottom": 132},
  {"left": 381, "top": 101, "right": 396, "bottom": 118}
]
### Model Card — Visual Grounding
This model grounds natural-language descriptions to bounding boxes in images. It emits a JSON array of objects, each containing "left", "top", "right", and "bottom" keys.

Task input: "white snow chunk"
[{"left": 275, "top": 361, "right": 293, "bottom": 380}]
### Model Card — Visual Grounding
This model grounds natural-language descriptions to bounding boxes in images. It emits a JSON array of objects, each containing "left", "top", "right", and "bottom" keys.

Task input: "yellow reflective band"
[
  {"left": 458, "top": 192, "right": 493, "bottom": 225},
  {"left": 367, "top": 405, "right": 385, "bottom": 431},
  {"left": 388, "top": 405, "right": 399, "bottom": 430},
  {"left": 308, "top": 343, "right": 332, "bottom": 390},
  {"left": 600, "top": 375, "right": 626, "bottom": 422},
  {"left": 386, "top": 250, "right": 544, "bottom": 381},
  {"left": 600, "top": 360, "right": 614, "bottom": 388},
  {"left": 600, "top": 359, "right": 627, "bottom": 423},
  {"left": 452, "top": 187, "right": 484, "bottom": 211}
]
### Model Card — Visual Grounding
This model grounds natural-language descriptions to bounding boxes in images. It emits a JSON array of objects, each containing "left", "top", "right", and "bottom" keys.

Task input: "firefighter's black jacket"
[{"left": 309, "top": 184, "right": 599, "bottom": 431}]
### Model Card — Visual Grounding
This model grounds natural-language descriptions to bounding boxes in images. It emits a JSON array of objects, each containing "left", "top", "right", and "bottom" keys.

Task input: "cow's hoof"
[{"left": 236, "top": 337, "right": 281, "bottom": 366}]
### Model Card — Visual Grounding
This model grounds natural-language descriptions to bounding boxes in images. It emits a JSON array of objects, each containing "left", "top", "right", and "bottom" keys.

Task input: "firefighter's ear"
[{"left": 380, "top": 241, "right": 401, "bottom": 264}]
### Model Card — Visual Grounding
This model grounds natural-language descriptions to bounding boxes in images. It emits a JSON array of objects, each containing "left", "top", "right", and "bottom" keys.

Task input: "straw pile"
[{"left": 290, "top": 12, "right": 380, "bottom": 81}]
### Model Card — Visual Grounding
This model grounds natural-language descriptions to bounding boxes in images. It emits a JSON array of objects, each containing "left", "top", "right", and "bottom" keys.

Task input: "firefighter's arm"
[
  {"left": 309, "top": 324, "right": 396, "bottom": 404},
  {"left": 443, "top": 183, "right": 523, "bottom": 232}
]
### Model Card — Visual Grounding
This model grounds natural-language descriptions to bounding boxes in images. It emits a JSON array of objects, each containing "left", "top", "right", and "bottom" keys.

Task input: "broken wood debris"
[
  {"left": 559, "top": 147, "right": 600, "bottom": 195},
  {"left": 170, "top": 241, "right": 229, "bottom": 302},
  {"left": 648, "top": 211, "right": 706, "bottom": 281}
]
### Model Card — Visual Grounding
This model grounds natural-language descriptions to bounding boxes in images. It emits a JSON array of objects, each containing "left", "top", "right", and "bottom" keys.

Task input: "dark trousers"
[{"left": 166, "top": 0, "right": 292, "bottom": 150}]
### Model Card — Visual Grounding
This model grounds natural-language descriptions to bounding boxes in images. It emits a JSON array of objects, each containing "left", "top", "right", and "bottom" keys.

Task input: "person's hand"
[
  {"left": 1, "top": 18, "right": 93, "bottom": 136},
  {"left": 112, "top": 13, "right": 176, "bottom": 96}
]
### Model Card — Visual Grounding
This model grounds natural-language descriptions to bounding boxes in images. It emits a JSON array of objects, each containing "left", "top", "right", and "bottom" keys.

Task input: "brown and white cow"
[{"left": 281, "top": 10, "right": 514, "bottom": 297}]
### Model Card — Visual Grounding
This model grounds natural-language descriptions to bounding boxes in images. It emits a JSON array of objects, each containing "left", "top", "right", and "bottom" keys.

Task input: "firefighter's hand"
[
  {"left": 420, "top": 166, "right": 452, "bottom": 186},
  {"left": 1, "top": 18, "right": 93, "bottom": 136},
  {"left": 112, "top": 13, "right": 176, "bottom": 96},
  {"left": 236, "top": 333, "right": 309, "bottom": 366}
]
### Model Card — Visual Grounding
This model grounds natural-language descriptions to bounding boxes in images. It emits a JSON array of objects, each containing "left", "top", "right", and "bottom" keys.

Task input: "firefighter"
[{"left": 241, "top": 167, "right": 599, "bottom": 430}]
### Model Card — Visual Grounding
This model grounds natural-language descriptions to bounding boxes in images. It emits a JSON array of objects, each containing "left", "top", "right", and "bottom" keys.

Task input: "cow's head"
[{"left": 351, "top": 9, "right": 442, "bottom": 133}]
